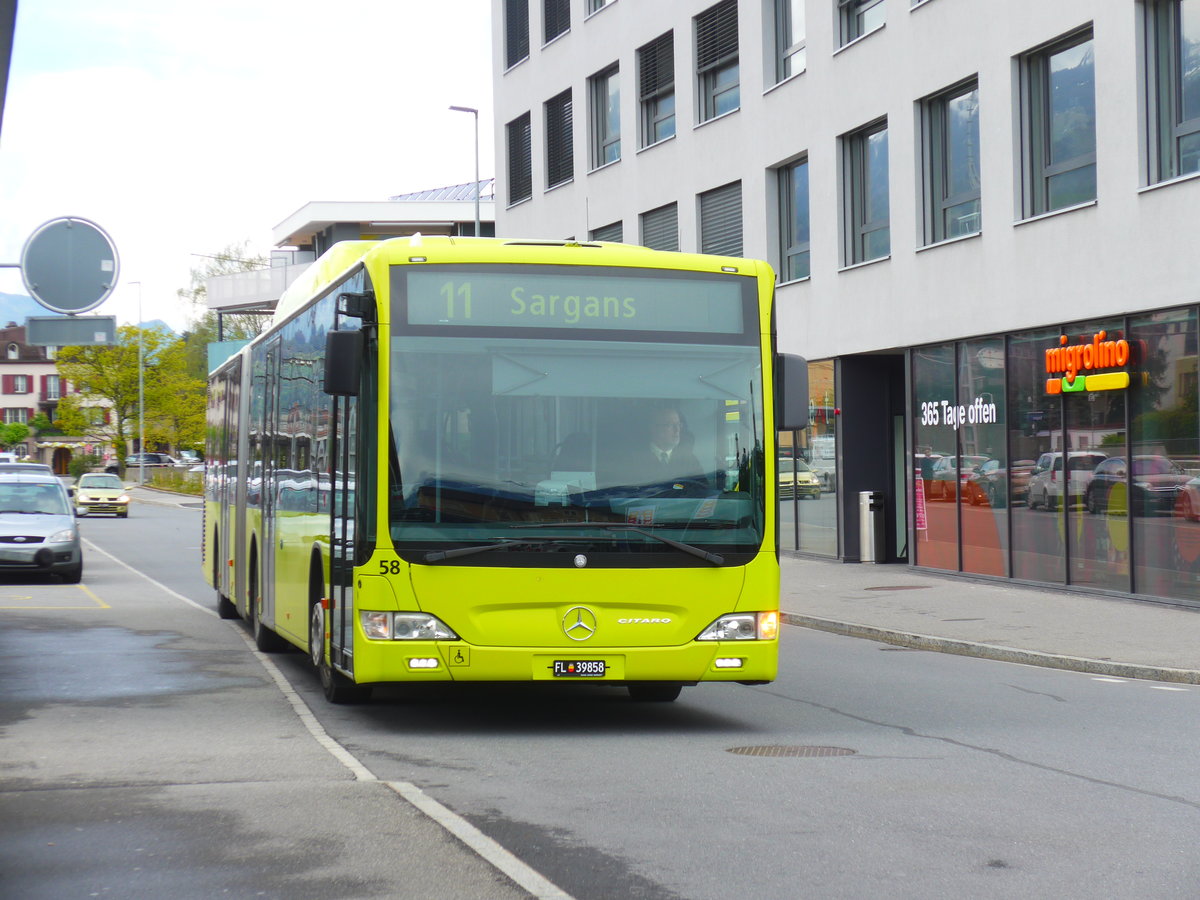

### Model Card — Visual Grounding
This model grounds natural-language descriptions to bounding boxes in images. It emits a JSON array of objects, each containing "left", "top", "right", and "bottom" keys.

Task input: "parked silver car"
[{"left": 0, "top": 473, "right": 82, "bottom": 582}]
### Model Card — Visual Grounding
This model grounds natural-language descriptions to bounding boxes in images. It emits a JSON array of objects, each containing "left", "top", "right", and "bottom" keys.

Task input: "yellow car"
[
  {"left": 75, "top": 472, "right": 131, "bottom": 518},
  {"left": 779, "top": 457, "right": 822, "bottom": 500}
]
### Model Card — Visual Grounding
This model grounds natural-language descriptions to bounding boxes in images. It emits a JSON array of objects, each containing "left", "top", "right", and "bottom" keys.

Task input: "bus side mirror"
[
  {"left": 775, "top": 353, "right": 809, "bottom": 431},
  {"left": 323, "top": 330, "right": 362, "bottom": 396}
]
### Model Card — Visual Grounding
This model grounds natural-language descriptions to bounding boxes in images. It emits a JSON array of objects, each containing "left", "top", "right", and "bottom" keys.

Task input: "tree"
[
  {"left": 145, "top": 339, "right": 206, "bottom": 451},
  {"left": 29, "top": 412, "right": 62, "bottom": 436},
  {"left": 0, "top": 422, "right": 29, "bottom": 450},
  {"left": 178, "top": 241, "right": 271, "bottom": 381},
  {"left": 55, "top": 325, "right": 203, "bottom": 470}
]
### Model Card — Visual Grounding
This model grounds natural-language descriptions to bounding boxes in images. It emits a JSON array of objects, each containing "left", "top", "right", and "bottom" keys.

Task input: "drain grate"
[
  {"left": 727, "top": 745, "right": 856, "bottom": 758},
  {"left": 863, "top": 585, "right": 929, "bottom": 591}
]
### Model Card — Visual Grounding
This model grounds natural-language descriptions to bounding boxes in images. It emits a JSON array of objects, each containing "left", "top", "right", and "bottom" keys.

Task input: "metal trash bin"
[{"left": 859, "top": 490, "right": 885, "bottom": 563}]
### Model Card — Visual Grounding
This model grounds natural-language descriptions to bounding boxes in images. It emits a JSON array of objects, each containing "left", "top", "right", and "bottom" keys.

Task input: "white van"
[{"left": 1028, "top": 451, "right": 1108, "bottom": 510}]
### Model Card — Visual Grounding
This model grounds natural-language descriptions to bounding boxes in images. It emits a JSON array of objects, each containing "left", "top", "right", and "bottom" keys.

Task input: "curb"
[{"left": 783, "top": 613, "right": 1200, "bottom": 686}]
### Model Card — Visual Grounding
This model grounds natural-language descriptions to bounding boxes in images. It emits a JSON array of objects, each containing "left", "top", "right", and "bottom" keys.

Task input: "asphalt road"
[{"left": 3, "top": 497, "right": 1199, "bottom": 898}]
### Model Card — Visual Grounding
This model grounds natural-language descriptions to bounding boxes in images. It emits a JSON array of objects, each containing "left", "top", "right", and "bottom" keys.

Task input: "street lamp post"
[
  {"left": 449, "top": 105, "right": 481, "bottom": 237},
  {"left": 129, "top": 281, "right": 144, "bottom": 486}
]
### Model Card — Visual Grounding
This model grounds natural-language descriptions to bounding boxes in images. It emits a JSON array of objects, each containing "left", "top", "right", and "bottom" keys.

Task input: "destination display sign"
[{"left": 401, "top": 266, "right": 746, "bottom": 334}]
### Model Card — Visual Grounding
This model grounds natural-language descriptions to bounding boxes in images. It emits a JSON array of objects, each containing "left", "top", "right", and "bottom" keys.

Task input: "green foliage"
[
  {"left": 56, "top": 324, "right": 204, "bottom": 457},
  {"left": 29, "top": 413, "right": 62, "bottom": 436},
  {"left": 178, "top": 241, "right": 270, "bottom": 381},
  {"left": 146, "top": 467, "right": 203, "bottom": 495},
  {"left": 0, "top": 422, "right": 29, "bottom": 448},
  {"left": 68, "top": 454, "right": 102, "bottom": 480}
]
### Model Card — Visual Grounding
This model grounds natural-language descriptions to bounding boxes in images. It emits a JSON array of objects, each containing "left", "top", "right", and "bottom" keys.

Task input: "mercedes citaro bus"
[{"left": 204, "top": 236, "right": 806, "bottom": 702}]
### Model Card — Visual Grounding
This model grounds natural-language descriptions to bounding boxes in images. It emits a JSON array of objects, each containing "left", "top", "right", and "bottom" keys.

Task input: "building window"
[
  {"left": 543, "top": 0, "right": 569, "bottom": 44},
  {"left": 640, "top": 203, "right": 679, "bottom": 251},
  {"left": 587, "top": 0, "right": 610, "bottom": 12},
  {"left": 1146, "top": 0, "right": 1200, "bottom": 183},
  {"left": 590, "top": 64, "right": 621, "bottom": 168},
  {"left": 505, "top": 0, "right": 530, "bottom": 69},
  {"left": 921, "top": 79, "right": 981, "bottom": 244},
  {"left": 773, "top": 0, "right": 806, "bottom": 83},
  {"left": 590, "top": 221, "right": 623, "bottom": 242},
  {"left": 843, "top": 119, "right": 890, "bottom": 265},
  {"left": 44, "top": 346, "right": 56, "bottom": 361},
  {"left": 44, "top": 374, "right": 60, "bottom": 401},
  {"left": 1020, "top": 30, "right": 1096, "bottom": 217},
  {"left": 695, "top": 0, "right": 739, "bottom": 122},
  {"left": 3, "top": 408, "right": 29, "bottom": 424},
  {"left": 778, "top": 157, "right": 810, "bottom": 280},
  {"left": 6, "top": 343, "right": 17, "bottom": 360},
  {"left": 12, "top": 375, "right": 28, "bottom": 394},
  {"left": 638, "top": 32, "right": 675, "bottom": 147},
  {"left": 545, "top": 89, "right": 574, "bottom": 188},
  {"left": 506, "top": 112, "right": 533, "bottom": 205},
  {"left": 699, "top": 181, "right": 743, "bottom": 256},
  {"left": 838, "top": 0, "right": 885, "bottom": 46}
]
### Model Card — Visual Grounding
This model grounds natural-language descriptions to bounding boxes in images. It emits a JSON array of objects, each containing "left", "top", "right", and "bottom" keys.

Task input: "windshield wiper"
[
  {"left": 618, "top": 527, "right": 724, "bottom": 565},
  {"left": 423, "top": 540, "right": 524, "bottom": 563},
  {"left": 511, "top": 522, "right": 724, "bottom": 565}
]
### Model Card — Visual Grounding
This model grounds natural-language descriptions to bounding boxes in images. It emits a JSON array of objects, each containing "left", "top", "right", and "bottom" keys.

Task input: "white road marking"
[
  {"left": 1149, "top": 686, "right": 1190, "bottom": 692},
  {"left": 85, "top": 536, "right": 577, "bottom": 900}
]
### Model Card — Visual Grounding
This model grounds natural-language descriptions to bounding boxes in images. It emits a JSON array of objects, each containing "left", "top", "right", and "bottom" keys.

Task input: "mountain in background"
[
  {"left": 0, "top": 292, "right": 173, "bottom": 335},
  {"left": 0, "top": 292, "right": 45, "bottom": 326}
]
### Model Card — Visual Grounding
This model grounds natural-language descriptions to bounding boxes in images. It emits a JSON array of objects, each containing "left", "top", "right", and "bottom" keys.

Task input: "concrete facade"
[{"left": 491, "top": 0, "right": 1200, "bottom": 363}]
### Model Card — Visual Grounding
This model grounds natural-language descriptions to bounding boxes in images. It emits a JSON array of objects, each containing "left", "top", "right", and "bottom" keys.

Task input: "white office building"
[{"left": 491, "top": 0, "right": 1200, "bottom": 608}]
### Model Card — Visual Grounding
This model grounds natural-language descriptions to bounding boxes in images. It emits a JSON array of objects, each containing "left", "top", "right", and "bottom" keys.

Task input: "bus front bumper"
[{"left": 349, "top": 639, "right": 778, "bottom": 685}]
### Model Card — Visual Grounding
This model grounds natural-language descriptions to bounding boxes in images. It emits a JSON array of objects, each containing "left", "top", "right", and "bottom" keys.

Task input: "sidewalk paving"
[{"left": 780, "top": 554, "right": 1200, "bottom": 684}]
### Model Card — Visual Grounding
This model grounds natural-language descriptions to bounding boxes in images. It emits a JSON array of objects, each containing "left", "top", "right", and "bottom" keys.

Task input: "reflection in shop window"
[
  {"left": 779, "top": 359, "right": 837, "bottom": 557},
  {"left": 1131, "top": 308, "right": 1200, "bottom": 602},
  {"left": 912, "top": 344, "right": 957, "bottom": 571}
]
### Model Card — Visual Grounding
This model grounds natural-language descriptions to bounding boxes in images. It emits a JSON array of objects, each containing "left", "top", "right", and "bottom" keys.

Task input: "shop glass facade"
[
  {"left": 911, "top": 306, "right": 1200, "bottom": 608},
  {"left": 779, "top": 359, "right": 837, "bottom": 557}
]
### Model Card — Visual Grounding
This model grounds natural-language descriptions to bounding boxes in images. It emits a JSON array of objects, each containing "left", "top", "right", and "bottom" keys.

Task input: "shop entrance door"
[{"left": 836, "top": 353, "right": 906, "bottom": 562}]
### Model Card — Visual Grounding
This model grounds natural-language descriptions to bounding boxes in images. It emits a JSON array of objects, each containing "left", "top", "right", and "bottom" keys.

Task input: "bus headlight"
[
  {"left": 360, "top": 612, "right": 458, "bottom": 641},
  {"left": 696, "top": 611, "right": 779, "bottom": 641}
]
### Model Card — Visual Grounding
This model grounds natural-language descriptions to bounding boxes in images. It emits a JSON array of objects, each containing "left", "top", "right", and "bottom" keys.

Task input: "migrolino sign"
[{"left": 1045, "top": 331, "right": 1131, "bottom": 395}]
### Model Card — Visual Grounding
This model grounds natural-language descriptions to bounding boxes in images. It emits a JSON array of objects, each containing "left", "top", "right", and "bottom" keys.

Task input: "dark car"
[
  {"left": 108, "top": 452, "right": 177, "bottom": 474},
  {"left": 1084, "top": 455, "right": 1192, "bottom": 516},
  {"left": 964, "top": 458, "right": 1037, "bottom": 508},
  {"left": 125, "top": 452, "right": 176, "bottom": 468},
  {"left": 926, "top": 455, "right": 988, "bottom": 501}
]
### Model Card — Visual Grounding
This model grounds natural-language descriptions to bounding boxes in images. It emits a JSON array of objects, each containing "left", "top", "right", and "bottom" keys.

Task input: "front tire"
[
  {"left": 310, "top": 600, "right": 371, "bottom": 704},
  {"left": 59, "top": 564, "right": 83, "bottom": 584}
]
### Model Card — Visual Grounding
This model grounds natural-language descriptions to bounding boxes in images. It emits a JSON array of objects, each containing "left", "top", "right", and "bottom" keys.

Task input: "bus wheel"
[
  {"left": 627, "top": 684, "right": 682, "bottom": 702},
  {"left": 310, "top": 599, "right": 372, "bottom": 704}
]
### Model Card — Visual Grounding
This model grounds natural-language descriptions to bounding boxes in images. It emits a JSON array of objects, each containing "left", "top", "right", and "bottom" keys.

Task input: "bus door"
[
  {"left": 219, "top": 360, "right": 240, "bottom": 601},
  {"left": 328, "top": 323, "right": 360, "bottom": 674},
  {"left": 329, "top": 396, "right": 356, "bottom": 672},
  {"left": 260, "top": 338, "right": 282, "bottom": 625}
]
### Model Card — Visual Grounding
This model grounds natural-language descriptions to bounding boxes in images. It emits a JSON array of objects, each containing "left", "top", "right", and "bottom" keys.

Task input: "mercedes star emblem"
[{"left": 562, "top": 606, "right": 597, "bottom": 641}]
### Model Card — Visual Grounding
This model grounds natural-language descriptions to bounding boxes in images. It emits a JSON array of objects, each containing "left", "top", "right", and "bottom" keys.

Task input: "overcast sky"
[{"left": 0, "top": 0, "right": 495, "bottom": 330}]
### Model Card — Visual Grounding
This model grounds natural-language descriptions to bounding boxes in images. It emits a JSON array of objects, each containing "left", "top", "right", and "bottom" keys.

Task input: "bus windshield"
[{"left": 387, "top": 266, "right": 765, "bottom": 561}]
